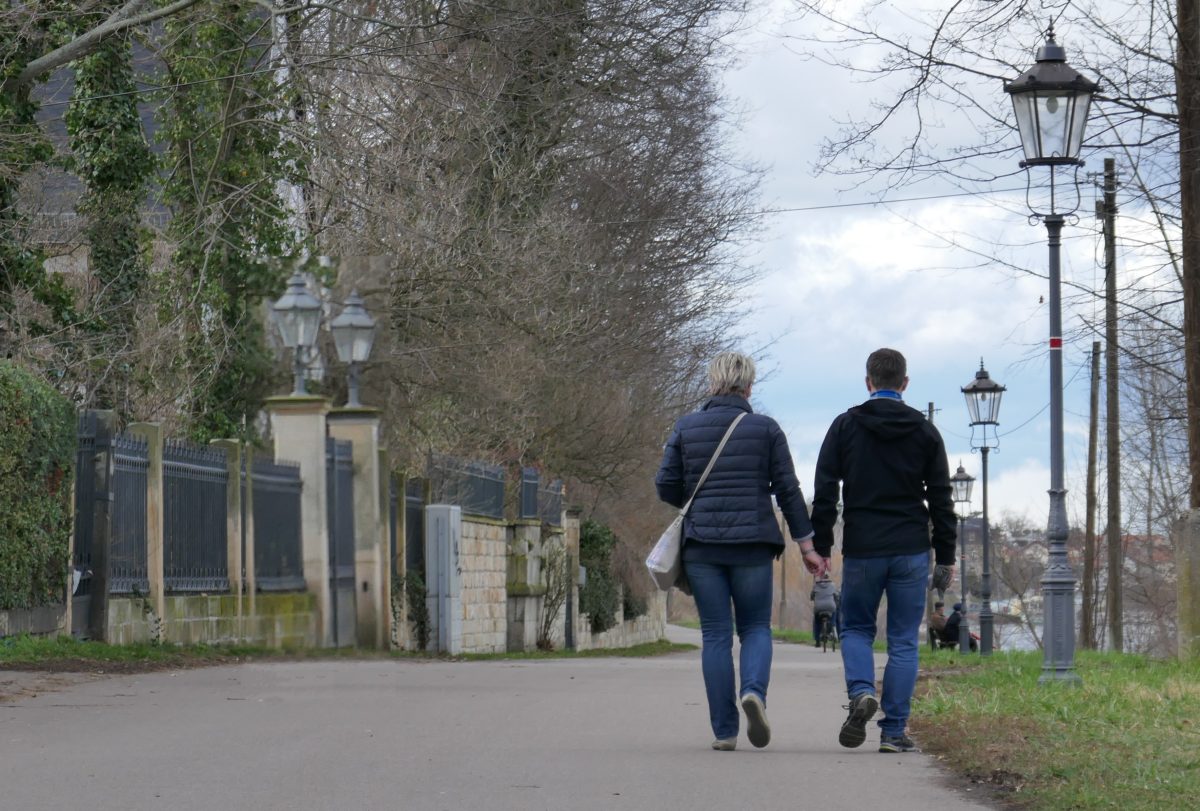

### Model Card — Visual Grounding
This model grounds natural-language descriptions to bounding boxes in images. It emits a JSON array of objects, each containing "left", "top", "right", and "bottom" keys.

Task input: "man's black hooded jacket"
[{"left": 811, "top": 397, "right": 956, "bottom": 565}]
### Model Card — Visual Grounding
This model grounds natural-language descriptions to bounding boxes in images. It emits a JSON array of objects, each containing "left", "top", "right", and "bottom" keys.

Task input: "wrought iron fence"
[
  {"left": 519, "top": 467, "right": 563, "bottom": 526},
  {"left": 539, "top": 478, "right": 564, "bottom": 526},
  {"left": 427, "top": 454, "right": 504, "bottom": 519},
  {"left": 249, "top": 455, "right": 305, "bottom": 591},
  {"left": 163, "top": 440, "right": 229, "bottom": 592},
  {"left": 110, "top": 434, "right": 149, "bottom": 594},
  {"left": 326, "top": 438, "right": 355, "bottom": 587},
  {"left": 405, "top": 477, "right": 426, "bottom": 576}
]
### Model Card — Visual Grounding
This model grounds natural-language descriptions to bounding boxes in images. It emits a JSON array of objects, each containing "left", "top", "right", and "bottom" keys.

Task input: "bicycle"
[
  {"left": 811, "top": 575, "right": 840, "bottom": 653},
  {"left": 816, "top": 610, "right": 839, "bottom": 652}
]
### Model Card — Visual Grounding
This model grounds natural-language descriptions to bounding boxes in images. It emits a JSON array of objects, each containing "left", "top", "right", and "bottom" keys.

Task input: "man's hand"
[
  {"left": 802, "top": 549, "right": 829, "bottom": 578},
  {"left": 931, "top": 564, "right": 954, "bottom": 595}
]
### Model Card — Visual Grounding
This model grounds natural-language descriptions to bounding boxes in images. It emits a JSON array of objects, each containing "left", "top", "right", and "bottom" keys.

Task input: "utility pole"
[
  {"left": 1082, "top": 341, "right": 1100, "bottom": 649},
  {"left": 1103, "top": 158, "right": 1124, "bottom": 651}
]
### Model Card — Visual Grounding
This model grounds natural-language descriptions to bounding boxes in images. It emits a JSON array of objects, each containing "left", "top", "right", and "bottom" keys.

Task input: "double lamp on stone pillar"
[
  {"left": 949, "top": 461, "right": 976, "bottom": 654},
  {"left": 266, "top": 272, "right": 384, "bottom": 648},
  {"left": 1004, "top": 25, "right": 1097, "bottom": 684},
  {"left": 962, "top": 361, "right": 1004, "bottom": 656}
]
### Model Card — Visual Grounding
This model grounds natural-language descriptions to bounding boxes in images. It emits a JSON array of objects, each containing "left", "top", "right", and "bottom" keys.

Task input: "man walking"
[{"left": 811, "top": 348, "right": 956, "bottom": 753}]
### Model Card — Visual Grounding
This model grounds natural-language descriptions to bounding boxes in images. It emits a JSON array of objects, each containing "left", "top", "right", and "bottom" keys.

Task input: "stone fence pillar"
[
  {"left": 265, "top": 396, "right": 332, "bottom": 646},
  {"left": 328, "top": 408, "right": 387, "bottom": 649},
  {"left": 128, "top": 423, "right": 165, "bottom": 640}
]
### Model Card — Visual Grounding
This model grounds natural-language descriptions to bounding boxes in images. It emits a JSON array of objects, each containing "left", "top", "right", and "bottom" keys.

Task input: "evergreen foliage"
[
  {"left": 0, "top": 362, "right": 75, "bottom": 610},
  {"left": 66, "top": 34, "right": 153, "bottom": 408},
  {"left": 578, "top": 519, "right": 620, "bottom": 634},
  {"left": 158, "top": 2, "right": 302, "bottom": 440}
]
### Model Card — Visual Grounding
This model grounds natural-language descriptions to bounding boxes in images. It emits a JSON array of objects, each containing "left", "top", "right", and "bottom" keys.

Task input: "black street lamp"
[
  {"left": 329, "top": 290, "right": 377, "bottom": 408},
  {"left": 949, "top": 462, "right": 976, "bottom": 654},
  {"left": 272, "top": 272, "right": 323, "bottom": 396},
  {"left": 962, "top": 361, "right": 1004, "bottom": 655},
  {"left": 1005, "top": 26, "right": 1097, "bottom": 685}
]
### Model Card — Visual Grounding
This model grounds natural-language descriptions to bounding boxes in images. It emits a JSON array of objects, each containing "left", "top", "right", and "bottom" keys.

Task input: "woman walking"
[{"left": 655, "top": 352, "right": 825, "bottom": 750}]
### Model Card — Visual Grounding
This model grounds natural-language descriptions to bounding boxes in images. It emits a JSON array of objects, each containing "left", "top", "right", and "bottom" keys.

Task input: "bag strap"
[{"left": 680, "top": 412, "right": 747, "bottom": 517}]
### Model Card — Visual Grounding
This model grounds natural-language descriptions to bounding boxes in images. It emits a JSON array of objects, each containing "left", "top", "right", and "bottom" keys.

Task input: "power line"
[{"left": 586, "top": 186, "right": 1039, "bottom": 225}]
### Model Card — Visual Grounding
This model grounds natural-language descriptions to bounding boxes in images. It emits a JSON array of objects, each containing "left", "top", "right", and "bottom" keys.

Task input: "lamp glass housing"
[
  {"left": 273, "top": 272, "right": 322, "bottom": 349},
  {"left": 962, "top": 365, "right": 1006, "bottom": 426},
  {"left": 330, "top": 290, "right": 377, "bottom": 364},
  {"left": 1004, "top": 33, "right": 1099, "bottom": 166},
  {"left": 1010, "top": 89, "right": 1093, "bottom": 163},
  {"left": 950, "top": 463, "right": 976, "bottom": 505}
]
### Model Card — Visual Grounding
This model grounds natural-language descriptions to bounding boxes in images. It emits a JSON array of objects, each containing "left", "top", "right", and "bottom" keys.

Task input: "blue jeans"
[
  {"left": 685, "top": 560, "right": 774, "bottom": 739},
  {"left": 839, "top": 552, "right": 929, "bottom": 737}
]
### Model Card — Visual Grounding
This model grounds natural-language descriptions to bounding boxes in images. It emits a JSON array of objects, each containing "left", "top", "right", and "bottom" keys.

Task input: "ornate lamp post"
[
  {"left": 949, "top": 462, "right": 976, "bottom": 654},
  {"left": 1005, "top": 26, "right": 1097, "bottom": 684},
  {"left": 272, "top": 272, "right": 323, "bottom": 396},
  {"left": 962, "top": 361, "right": 1004, "bottom": 655},
  {"left": 329, "top": 289, "right": 377, "bottom": 407}
]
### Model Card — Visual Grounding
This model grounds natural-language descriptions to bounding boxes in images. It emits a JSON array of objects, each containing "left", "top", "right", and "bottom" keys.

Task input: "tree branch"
[{"left": 13, "top": 0, "right": 204, "bottom": 91}]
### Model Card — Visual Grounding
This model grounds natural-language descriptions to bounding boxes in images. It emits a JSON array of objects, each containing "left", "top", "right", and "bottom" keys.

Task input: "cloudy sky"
[{"left": 719, "top": 3, "right": 1113, "bottom": 528}]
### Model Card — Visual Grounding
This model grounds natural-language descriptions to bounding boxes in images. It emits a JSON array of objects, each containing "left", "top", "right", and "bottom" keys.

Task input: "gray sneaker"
[
  {"left": 711, "top": 737, "right": 737, "bottom": 751},
  {"left": 740, "top": 693, "right": 771, "bottom": 748},
  {"left": 838, "top": 693, "right": 879, "bottom": 748},
  {"left": 879, "top": 733, "right": 917, "bottom": 753}
]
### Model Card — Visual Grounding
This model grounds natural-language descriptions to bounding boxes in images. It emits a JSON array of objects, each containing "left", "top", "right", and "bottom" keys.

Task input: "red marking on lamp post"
[{"left": 1049, "top": 337, "right": 1063, "bottom": 349}]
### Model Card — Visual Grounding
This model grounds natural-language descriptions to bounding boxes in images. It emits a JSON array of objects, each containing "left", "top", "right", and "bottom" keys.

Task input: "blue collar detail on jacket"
[
  {"left": 702, "top": 394, "right": 753, "bottom": 412},
  {"left": 869, "top": 390, "right": 903, "bottom": 401}
]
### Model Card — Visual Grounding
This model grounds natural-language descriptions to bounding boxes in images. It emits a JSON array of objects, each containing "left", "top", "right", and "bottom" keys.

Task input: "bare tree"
[{"left": 289, "top": 0, "right": 761, "bottom": 493}]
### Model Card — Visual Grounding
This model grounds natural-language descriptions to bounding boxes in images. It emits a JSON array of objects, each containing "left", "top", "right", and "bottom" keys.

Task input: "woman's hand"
[{"left": 800, "top": 546, "right": 828, "bottom": 578}]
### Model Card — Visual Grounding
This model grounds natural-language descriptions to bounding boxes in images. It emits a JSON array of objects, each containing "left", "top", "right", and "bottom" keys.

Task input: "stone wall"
[
  {"left": 0, "top": 605, "right": 67, "bottom": 638},
  {"left": 106, "top": 593, "right": 318, "bottom": 648},
  {"left": 459, "top": 518, "right": 508, "bottom": 653},
  {"left": 575, "top": 589, "right": 667, "bottom": 651}
]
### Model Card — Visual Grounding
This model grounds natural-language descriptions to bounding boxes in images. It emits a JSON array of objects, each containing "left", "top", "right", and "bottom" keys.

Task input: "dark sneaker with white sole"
[
  {"left": 879, "top": 733, "right": 917, "bottom": 753},
  {"left": 838, "top": 693, "right": 879, "bottom": 748},
  {"left": 740, "top": 693, "right": 771, "bottom": 748}
]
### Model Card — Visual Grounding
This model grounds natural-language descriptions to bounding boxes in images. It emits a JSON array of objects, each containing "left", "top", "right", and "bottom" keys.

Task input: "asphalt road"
[{"left": 0, "top": 626, "right": 995, "bottom": 811}]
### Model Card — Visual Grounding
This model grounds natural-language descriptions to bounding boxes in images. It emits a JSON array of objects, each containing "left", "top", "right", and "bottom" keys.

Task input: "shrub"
[
  {"left": 622, "top": 587, "right": 647, "bottom": 620},
  {"left": 579, "top": 519, "right": 621, "bottom": 634},
  {"left": 0, "top": 362, "right": 75, "bottom": 610},
  {"left": 392, "top": 571, "right": 430, "bottom": 650}
]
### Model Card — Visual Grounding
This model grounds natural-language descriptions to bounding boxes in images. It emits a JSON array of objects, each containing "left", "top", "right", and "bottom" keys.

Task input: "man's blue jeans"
[
  {"left": 839, "top": 552, "right": 929, "bottom": 737},
  {"left": 685, "top": 560, "right": 774, "bottom": 739}
]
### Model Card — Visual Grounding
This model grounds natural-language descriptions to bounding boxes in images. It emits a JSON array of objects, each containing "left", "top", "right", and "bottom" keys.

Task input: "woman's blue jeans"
[
  {"left": 684, "top": 559, "right": 774, "bottom": 739},
  {"left": 839, "top": 551, "right": 929, "bottom": 737}
]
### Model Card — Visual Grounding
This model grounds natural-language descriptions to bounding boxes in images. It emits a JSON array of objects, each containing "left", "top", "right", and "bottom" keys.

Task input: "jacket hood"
[{"left": 847, "top": 398, "right": 926, "bottom": 440}]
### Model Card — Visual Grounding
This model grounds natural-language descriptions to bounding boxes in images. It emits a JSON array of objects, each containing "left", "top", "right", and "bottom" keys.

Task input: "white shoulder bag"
[{"left": 646, "top": 413, "right": 747, "bottom": 591}]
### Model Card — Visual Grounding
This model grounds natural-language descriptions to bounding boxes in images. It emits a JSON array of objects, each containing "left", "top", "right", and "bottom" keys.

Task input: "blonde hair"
[{"left": 707, "top": 351, "right": 756, "bottom": 396}]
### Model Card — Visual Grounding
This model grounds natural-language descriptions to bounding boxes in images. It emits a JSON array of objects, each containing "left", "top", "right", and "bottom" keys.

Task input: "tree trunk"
[{"left": 1179, "top": 0, "right": 1200, "bottom": 510}]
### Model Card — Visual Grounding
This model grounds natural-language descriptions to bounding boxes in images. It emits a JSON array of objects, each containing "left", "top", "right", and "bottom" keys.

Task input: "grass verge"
[
  {"left": 0, "top": 634, "right": 356, "bottom": 672},
  {"left": 0, "top": 634, "right": 694, "bottom": 672},
  {"left": 911, "top": 649, "right": 1200, "bottom": 809}
]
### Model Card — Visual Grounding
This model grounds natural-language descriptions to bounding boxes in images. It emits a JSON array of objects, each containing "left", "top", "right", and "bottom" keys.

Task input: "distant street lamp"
[
  {"left": 329, "top": 289, "right": 377, "bottom": 408},
  {"left": 962, "top": 361, "right": 1004, "bottom": 655},
  {"left": 273, "top": 272, "right": 323, "bottom": 396},
  {"left": 950, "top": 461, "right": 976, "bottom": 654},
  {"left": 1005, "top": 26, "right": 1097, "bottom": 684}
]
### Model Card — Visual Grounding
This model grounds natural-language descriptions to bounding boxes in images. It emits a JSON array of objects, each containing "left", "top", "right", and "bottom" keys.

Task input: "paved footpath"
[{"left": 0, "top": 626, "right": 995, "bottom": 811}]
